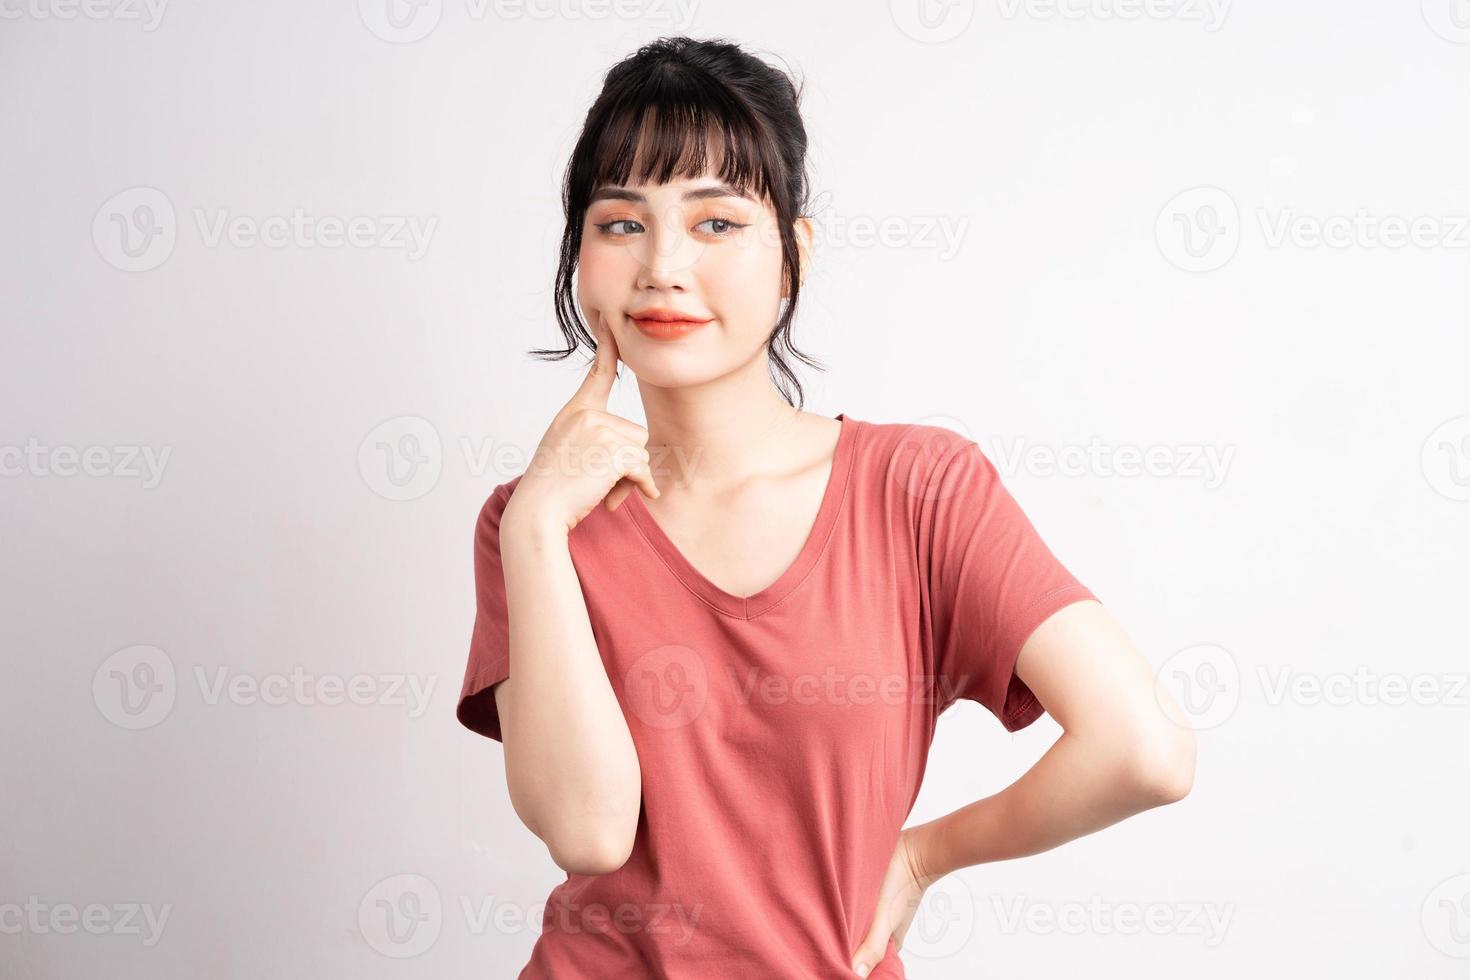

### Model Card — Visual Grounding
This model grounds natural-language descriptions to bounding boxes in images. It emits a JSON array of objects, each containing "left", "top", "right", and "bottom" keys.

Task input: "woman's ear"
[{"left": 783, "top": 216, "right": 815, "bottom": 297}]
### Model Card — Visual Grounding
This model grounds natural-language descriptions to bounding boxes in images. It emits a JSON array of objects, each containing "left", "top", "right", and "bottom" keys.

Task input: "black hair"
[{"left": 529, "top": 36, "right": 823, "bottom": 409}]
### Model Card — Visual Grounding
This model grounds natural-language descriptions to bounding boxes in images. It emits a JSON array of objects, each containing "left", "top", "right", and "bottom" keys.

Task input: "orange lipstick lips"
[{"left": 629, "top": 308, "right": 713, "bottom": 340}]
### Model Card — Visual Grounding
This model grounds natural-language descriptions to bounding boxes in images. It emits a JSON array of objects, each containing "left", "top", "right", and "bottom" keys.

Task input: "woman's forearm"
[
  {"left": 496, "top": 510, "right": 642, "bottom": 877},
  {"left": 911, "top": 727, "right": 1194, "bottom": 882}
]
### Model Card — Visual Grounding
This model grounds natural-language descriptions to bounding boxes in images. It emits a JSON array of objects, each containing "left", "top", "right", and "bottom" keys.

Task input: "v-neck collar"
[{"left": 622, "top": 413, "right": 859, "bottom": 620}]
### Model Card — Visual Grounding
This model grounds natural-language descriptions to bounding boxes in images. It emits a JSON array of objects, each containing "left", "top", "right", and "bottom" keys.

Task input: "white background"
[{"left": 3, "top": 1, "right": 1468, "bottom": 977}]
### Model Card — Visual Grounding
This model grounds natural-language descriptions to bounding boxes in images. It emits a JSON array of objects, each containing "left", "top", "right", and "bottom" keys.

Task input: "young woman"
[{"left": 456, "top": 36, "right": 1196, "bottom": 979}]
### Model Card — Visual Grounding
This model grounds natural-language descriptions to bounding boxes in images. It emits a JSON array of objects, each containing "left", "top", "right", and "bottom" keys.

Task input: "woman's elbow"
[
  {"left": 539, "top": 795, "right": 640, "bottom": 876},
  {"left": 548, "top": 831, "right": 636, "bottom": 877},
  {"left": 1127, "top": 722, "right": 1197, "bottom": 805}
]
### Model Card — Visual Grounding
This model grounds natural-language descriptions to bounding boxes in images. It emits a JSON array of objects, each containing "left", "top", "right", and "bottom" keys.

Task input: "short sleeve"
[
  {"left": 455, "top": 482, "right": 516, "bottom": 742},
  {"left": 921, "top": 437, "right": 1098, "bottom": 732}
]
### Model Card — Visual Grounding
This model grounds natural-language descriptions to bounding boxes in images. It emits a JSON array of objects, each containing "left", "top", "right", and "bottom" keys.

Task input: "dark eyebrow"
[{"left": 588, "top": 183, "right": 753, "bottom": 204}]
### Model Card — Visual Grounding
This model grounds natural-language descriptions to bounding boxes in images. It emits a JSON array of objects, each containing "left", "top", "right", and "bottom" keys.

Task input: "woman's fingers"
[
  {"left": 604, "top": 478, "right": 633, "bottom": 512},
  {"left": 566, "top": 311, "right": 620, "bottom": 412},
  {"left": 603, "top": 457, "right": 659, "bottom": 512},
  {"left": 630, "top": 464, "right": 661, "bottom": 502}
]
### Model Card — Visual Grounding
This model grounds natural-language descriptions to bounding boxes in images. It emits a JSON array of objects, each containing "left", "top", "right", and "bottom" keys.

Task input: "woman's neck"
[{"left": 635, "top": 372, "right": 808, "bottom": 495}]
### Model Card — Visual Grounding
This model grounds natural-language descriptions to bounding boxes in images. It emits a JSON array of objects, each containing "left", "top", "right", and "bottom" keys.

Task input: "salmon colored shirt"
[{"left": 456, "top": 413, "right": 1099, "bottom": 978}]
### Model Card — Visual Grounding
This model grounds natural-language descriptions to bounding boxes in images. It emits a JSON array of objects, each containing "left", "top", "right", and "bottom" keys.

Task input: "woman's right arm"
[
  {"left": 492, "top": 513, "right": 641, "bottom": 876},
  {"left": 491, "top": 314, "right": 658, "bottom": 877}
]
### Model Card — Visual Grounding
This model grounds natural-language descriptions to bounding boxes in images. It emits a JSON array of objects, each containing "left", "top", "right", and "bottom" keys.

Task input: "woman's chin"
[{"left": 624, "top": 361, "right": 732, "bottom": 392}]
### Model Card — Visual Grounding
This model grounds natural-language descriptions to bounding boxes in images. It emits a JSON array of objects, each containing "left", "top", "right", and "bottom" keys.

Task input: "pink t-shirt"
[{"left": 457, "top": 413, "right": 1099, "bottom": 978}]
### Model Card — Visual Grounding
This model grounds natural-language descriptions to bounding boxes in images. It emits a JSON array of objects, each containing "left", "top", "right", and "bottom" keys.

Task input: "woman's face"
[{"left": 577, "top": 172, "right": 808, "bottom": 389}]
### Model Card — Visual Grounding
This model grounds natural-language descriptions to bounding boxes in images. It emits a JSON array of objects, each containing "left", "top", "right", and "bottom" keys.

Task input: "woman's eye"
[
  {"left": 594, "top": 219, "right": 643, "bottom": 236},
  {"left": 594, "top": 217, "right": 748, "bottom": 237},
  {"left": 696, "top": 217, "right": 748, "bottom": 236}
]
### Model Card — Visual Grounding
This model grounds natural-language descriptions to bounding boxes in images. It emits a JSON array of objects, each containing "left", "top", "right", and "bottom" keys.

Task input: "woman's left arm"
[
  {"left": 851, "top": 599, "right": 1195, "bottom": 975},
  {"left": 914, "top": 597, "right": 1196, "bottom": 880}
]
